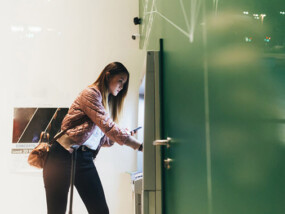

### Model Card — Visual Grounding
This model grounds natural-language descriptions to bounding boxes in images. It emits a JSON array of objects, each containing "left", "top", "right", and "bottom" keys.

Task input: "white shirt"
[{"left": 83, "top": 126, "right": 105, "bottom": 150}]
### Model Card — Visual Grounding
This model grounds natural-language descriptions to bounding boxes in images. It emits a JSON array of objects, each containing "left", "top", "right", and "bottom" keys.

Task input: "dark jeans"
[{"left": 43, "top": 142, "right": 109, "bottom": 214}]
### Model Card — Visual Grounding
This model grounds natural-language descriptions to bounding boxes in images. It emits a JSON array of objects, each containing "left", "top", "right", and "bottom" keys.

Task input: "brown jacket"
[{"left": 58, "top": 84, "right": 140, "bottom": 150}]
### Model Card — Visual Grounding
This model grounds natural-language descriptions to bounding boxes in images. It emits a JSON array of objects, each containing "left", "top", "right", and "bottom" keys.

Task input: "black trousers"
[{"left": 43, "top": 142, "right": 109, "bottom": 214}]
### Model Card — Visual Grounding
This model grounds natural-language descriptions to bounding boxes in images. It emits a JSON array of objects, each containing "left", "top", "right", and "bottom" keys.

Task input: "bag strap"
[{"left": 49, "top": 129, "right": 68, "bottom": 145}]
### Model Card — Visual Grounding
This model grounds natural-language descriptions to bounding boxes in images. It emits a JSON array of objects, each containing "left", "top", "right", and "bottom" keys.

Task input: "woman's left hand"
[{"left": 125, "top": 128, "right": 135, "bottom": 136}]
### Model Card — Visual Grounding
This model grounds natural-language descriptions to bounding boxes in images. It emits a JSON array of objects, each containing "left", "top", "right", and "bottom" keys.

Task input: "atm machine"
[{"left": 142, "top": 51, "right": 162, "bottom": 214}]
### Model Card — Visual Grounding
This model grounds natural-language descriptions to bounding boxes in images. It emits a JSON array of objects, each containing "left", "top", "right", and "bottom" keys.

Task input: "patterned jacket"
[{"left": 59, "top": 84, "right": 140, "bottom": 150}]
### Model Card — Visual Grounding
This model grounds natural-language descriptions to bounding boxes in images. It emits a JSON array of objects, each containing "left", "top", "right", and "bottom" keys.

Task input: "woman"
[{"left": 43, "top": 62, "right": 143, "bottom": 214}]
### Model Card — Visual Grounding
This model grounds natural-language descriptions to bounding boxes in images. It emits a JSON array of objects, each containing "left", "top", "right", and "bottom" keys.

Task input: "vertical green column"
[{"left": 207, "top": 0, "right": 285, "bottom": 213}]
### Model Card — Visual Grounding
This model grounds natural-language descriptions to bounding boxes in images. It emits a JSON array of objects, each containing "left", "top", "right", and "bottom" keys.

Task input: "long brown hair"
[{"left": 91, "top": 62, "right": 129, "bottom": 123}]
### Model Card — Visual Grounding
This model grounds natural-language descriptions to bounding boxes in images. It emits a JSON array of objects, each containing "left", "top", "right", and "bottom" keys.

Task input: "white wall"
[{"left": 0, "top": 0, "right": 145, "bottom": 213}]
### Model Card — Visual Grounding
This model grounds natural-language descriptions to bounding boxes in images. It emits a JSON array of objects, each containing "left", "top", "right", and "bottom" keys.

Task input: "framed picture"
[{"left": 11, "top": 107, "right": 68, "bottom": 172}]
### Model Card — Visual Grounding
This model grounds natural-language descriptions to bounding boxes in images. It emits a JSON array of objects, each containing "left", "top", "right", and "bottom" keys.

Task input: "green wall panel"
[{"left": 140, "top": 0, "right": 285, "bottom": 213}]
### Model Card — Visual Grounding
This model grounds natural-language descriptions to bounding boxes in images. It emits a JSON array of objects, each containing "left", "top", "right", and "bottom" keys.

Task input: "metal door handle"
[
  {"left": 153, "top": 137, "right": 171, "bottom": 148},
  {"left": 164, "top": 158, "right": 173, "bottom": 169}
]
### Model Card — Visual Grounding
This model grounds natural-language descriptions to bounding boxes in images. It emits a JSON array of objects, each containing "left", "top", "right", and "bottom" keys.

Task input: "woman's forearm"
[{"left": 124, "top": 135, "right": 142, "bottom": 150}]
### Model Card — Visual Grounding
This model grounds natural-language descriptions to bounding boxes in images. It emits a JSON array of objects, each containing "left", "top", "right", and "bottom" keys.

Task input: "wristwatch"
[{"left": 138, "top": 144, "right": 143, "bottom": 151}]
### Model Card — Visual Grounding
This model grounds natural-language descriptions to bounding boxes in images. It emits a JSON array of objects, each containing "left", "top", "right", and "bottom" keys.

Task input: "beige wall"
[{"left": 0, "top": 0, "right": 145, "bottom": 213}]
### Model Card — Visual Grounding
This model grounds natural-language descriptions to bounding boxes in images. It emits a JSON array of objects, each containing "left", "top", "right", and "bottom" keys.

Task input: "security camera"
[
  {"left": 133, "top": 17, "right": 142, "bottom": 25},
  {"left": 132, "top": 34, "right": 140, "bottom": 40}
]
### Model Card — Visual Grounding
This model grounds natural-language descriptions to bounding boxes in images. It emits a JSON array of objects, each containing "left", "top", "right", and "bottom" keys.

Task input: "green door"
[{"left": 140, "top": 0, "right": 285, "bottom": 214}]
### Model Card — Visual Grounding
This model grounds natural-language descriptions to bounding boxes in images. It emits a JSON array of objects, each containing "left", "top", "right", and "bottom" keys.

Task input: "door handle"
[
  {"left": 153, "top": 137, "right": 171, "bottom": 148},
  {"left": 164, "top": 158, "right": 174, "bottom": 170}
]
